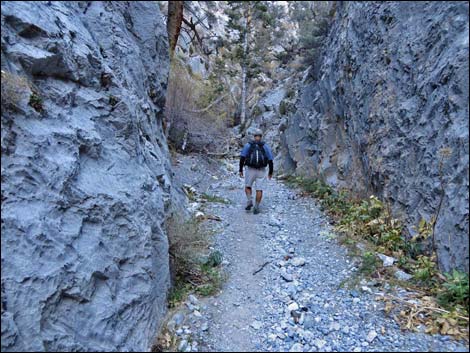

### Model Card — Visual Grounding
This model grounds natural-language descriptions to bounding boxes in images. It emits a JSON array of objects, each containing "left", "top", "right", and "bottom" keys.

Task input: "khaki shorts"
[{"left": 244, "top": 166, "right": 267, "bottom": 191}]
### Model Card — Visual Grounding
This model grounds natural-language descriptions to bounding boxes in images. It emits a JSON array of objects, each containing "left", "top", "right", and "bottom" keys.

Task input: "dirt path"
[{"left": 168, "top": 154, "right": 468, "bottom": 353}]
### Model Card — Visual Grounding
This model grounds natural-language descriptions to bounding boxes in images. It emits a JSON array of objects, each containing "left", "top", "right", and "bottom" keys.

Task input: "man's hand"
[
  {"left": 268, "top": 174, "right": 272, "bottom": 180},
  {"left": 239, "top": 171, "right": 244, "bottom": 178}
]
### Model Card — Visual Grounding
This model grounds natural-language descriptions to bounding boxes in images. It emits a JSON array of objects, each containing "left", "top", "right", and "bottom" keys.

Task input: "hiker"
[{"left": 239, "top": 128, "right": 274, "bottom": 214}]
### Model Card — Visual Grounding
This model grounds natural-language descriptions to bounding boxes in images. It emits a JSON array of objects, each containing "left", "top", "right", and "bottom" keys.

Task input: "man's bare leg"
[
  {"left": 254, "top": 190, "right": 262, "bottom": 214},
  {"left": 255, "top": 190, "right": 262, "bottom": 204},
  {"left": 245, "top": 186, "right": 253, "bottom": 210}
]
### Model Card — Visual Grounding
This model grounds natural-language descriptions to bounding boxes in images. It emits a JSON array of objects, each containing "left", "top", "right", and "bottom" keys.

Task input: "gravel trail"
[{"left": 169, "top": 155, "right": 468, "bottom": 353}]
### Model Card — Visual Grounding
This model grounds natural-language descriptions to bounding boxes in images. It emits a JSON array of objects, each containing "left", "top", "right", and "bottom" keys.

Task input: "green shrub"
[
  {"left": 360, "top": 252, "right": 379, "bottom": 275},
  {"left": 279, "top": 100, "right": 287, "bottom": 115},
  {"left": 167, "top": 280, "right": 192, "bottom": 308},
  {"left": 437, "top": 270, "right": 469, "bottom": 312},
  {"left": 252, "top": 105, "right": 262, "bottom": 117},
  {"left": 196, "top": 264, "right": 225, "bottom": 296},
  {"left": 108, "top": 95, "right": 119, "bottom": 107},
  {"left": 412, "top": 255, "right": 438, "bottom": 285},
  {"left": 28, "top": 92, "right": 44, "bottom": 112},
  {"left": 204, "top": 250, "right": 223, "bottom": 267}
]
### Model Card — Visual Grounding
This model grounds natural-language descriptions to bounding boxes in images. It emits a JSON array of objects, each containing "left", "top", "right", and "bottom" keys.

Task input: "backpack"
[{"left": 246, "top": 141, "right": 268, "bottom": 168}]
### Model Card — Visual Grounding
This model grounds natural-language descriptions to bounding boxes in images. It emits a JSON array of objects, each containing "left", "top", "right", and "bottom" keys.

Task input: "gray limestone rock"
[
  {"left": 275, "top": 2, "right": 469, "bottom": 272},
  {"left": 1, "top": 1, "right": 181, "bottom": 351}
]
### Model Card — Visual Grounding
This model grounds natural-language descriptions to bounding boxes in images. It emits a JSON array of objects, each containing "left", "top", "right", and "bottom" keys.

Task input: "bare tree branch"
[
  {"left": 182, "top": 16, "right": 203, "bottom": 48},
  {"left": 184, "top": 93, "right": 228, "bottom": 114},
  {"left": 183, "top": 2, "right": 216, "bottom": 32}
]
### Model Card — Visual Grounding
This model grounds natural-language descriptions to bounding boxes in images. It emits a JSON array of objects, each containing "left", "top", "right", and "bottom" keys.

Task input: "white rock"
[
  {"left": 167, "top": 320, "right": 177, "bottom": 332},
  {"left": 281, "top": 272, "right": 294, "bottom": 282},
  {"left": 193, "top": 310, "right": 202, "bottom": 317},
  {"left": 251, "top": 320, "right": 263, "bottom": 330},
  {"left": 291, "top": 257, "right": 306, "bottom": 267},
  {"left": 195, "top": 211, "right": 205, "bottom": 219},
  {"left": 377, "top": 253, "right": 396, "bottom": 267},
  {"left": 289, "top": 343, "right": 304, "bottom": 352},
  {"left": 269, "top": 216, "right": 282, "bottom": 227},
  {"left": 394, "top": 269, "right": 413, "bottom": 281},
  {"left": 288, "top": 302, "right": 299, "bottom": 312},
  {"left": 366, "top": 330, "right": 377, "bottom": 343},
  {"left": 178, "top": 339, "right": 188, "bottom": 351},
  {"left": 303, "top": 331, "right": 314, "bottom": 340},
  {"left": 186, "top": 302, "right": 198, "bottom": 311},
  {"left": 330, "top": 322, "right": 340, "bottom": 331},
  {"left": 314, "top": 339, "right": 326, "bottom": 349},
  {"left": 188, "top": 294, "right": 199, "bottom": 305}
]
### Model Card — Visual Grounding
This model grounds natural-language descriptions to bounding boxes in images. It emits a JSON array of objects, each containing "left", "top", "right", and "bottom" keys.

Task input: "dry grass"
[
  {"left": 1, "top": 70, "right": 31, "bottom": 112},
  {"left": 165, "top": 215, "right": 225, "bottom": 308},
  {"left": 166, "top": 216, "right": 209, "bottom": 282}
]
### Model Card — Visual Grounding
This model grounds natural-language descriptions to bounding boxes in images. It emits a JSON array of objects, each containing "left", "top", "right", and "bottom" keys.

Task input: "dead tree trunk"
[{"left": 167, "top": 1, "right": 184, "bottom": 58}]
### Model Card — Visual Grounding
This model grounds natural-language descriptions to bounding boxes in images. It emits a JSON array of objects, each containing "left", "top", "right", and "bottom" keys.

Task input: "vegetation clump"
[{"left": 166, "top": 216, "right": 225, "bottom": 308}]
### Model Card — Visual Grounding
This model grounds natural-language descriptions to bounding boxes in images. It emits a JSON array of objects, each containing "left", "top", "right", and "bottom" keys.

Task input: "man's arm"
[
  {"left": 265, "top": 144, "right": 274, "bottom": 177},
  {"left": 239, "top": 143, "right": 250, "bottom": 176},
  {"left": 239, "top": 156, "right": 246, "bottom": 175}
]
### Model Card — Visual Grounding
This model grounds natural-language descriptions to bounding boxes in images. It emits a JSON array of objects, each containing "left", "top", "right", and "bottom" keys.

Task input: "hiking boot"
[
  {"left": 253, "top": 205, "right": 260, "bottom": 214},
  {"left": 245, "top": 200, "right": 253, "bottom": 210}
]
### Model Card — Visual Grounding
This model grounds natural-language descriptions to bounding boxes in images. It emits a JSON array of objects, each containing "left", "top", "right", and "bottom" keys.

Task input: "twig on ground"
[{"left": 253, "top": 261, "right": 271, "bottom": 275}]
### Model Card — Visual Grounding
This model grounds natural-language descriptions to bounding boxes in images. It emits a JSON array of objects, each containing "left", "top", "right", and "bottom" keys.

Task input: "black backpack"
[{"left": 246, "top": 141, "right": 268, "bottom": 168}]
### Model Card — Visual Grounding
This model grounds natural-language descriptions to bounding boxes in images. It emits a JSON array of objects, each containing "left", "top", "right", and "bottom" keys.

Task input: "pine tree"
[
  {"left": 223, "top": 1, "right": 276, "bottom": 132},
  {"left": 288, "top": 1, "right": 335, "bottom": 70}
]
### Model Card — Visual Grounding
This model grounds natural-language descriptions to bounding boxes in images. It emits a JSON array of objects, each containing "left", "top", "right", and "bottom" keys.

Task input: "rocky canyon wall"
[
  {"left": 277, "top": 1, "right": 469, "bottom": 272},
  {"left": 1, "top": 1, "right": 179, "bottom": 351}
]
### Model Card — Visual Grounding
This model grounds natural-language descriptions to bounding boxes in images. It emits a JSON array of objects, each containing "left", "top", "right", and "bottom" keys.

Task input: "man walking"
[{"left": 239, "top": 128, "right": 274, "bottom": 214}]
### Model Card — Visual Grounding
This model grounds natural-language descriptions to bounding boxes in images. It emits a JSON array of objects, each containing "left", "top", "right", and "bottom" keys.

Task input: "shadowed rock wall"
[
  {"left": 277, "top": 2, "right": 469, "bottom": 272},
  {"left": 1, "top": 1, "right": 178, "bottom": 351}
]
